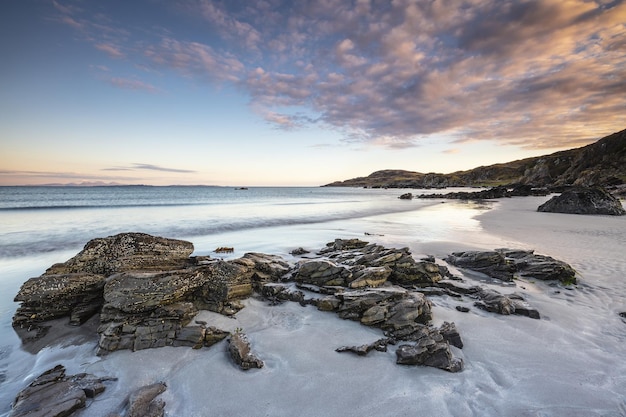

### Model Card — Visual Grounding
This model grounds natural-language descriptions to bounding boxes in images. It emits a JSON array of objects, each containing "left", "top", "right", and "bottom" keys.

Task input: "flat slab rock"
[
  {"left": 10, "top": 365, "right": 113, "bottom": 417},
  {"left": 446, "top": 248, "right": 576, "bottom": 284}
]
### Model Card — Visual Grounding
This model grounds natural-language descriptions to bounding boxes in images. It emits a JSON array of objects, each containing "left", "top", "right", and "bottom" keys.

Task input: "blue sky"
[{"left": 1, "top": 0, "right": 625, "bottom": 186}]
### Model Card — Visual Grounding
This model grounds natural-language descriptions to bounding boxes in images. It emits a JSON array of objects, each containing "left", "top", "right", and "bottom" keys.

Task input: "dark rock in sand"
[
  {"left": 399, "top": 192, "right": 413, "bottom": 200},
  {"left": 336, "top": 338, "right": 395, "bottom": 356},
  {"left": 228, "top": 331, "right": 264, "bottom": 370},
  {"left": 474, "top": 289, "right": 540, "bottom": 319},
  {"left": 395, "top": 324, "right": 464, "bottom": 372},
  {"left": 10, "top": 364, "right": 113, "bottom": 417},
  {"left": 537, "top": 187, "right": 625, "bottom": 215},
  {"left": 446, "top": 249, "right": 576, "bottom": 284},
  {"left": 127, "top": 382, "right": 167, "bottom": 417}
]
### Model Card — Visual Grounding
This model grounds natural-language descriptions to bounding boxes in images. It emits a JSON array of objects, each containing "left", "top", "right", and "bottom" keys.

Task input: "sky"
[{"left": 0, "top": 0, "right": 625, "bottom": 186}]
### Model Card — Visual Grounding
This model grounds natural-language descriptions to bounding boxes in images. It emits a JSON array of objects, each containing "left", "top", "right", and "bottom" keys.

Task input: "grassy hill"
[{"left": 324, "top": 129, "right": 626, "bottom": 189}]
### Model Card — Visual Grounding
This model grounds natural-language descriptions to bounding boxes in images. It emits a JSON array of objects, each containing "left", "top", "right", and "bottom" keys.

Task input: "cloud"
[
  {"left": 95, "top": 43, "right": 125, "bottom": 59},
  {"left": 103, "top": 164, "right": 196, "bottom": 174},
  {"left": 108, "top": 77, "right": 159, "bottom": 93},
  {"left": 52, "top": 0, "right": 626, "bottom": 149}
]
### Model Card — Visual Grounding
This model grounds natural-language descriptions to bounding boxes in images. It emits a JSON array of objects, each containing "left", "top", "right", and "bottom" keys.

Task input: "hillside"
[{"left": 324, "top": 129, "right": 626, "bottom": 189}]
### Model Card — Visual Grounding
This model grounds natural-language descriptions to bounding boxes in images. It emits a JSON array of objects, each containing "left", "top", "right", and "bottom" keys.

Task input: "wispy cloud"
[
  {"left": 51, "top": 0, "right": 626, "bottom": 149},
  {"left": 95, "top": 43, "right": 124, "bottom": 59},
  {"left": 108, "top": 77, "right": 159, "bottom": 93},
  {"left": 103, "top": 163, "right": 196, "bottom": 174}
]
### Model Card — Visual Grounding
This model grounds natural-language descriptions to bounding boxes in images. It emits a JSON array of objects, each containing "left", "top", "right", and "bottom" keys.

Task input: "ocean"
[{"left": 1, "top": 186, "right": 625, "bottom": 416}]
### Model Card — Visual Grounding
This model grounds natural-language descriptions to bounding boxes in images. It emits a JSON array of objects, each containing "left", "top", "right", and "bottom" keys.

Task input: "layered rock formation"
[
  {"left": 446, "top": 249, "right": 577, "bottom": 284},
  {"left": 10, "top": 365, "right": 113, "bottom": 417},
  {"left": 12, "top": 233, "right": 289, "bottom": 355}
]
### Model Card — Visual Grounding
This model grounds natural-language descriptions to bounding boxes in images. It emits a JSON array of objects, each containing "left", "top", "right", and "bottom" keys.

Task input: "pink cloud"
[{"left": 95, "top": 43, "right": 124, "bottom": 59}]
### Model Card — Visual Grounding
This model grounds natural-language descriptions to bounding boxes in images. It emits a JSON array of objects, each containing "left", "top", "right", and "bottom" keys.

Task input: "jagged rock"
[
  {"left": 319, "top": 238, "right": 369, "bottom": 253},
  {"left": 336, "top": 338, "right": 395, "bottom": 356},
  {"left": 399, "top": 192, "right": 413, "bottom": 199},
  {"left": 319, "top": 239, "right": 443, "bottom": 285},
  {"left": 13, "top": 273, "right": 105, "bottom": 328},
  {"left": 348, "top": 266, "right": 392, "bottom": 288},
  {"left": 236, "top": 252, "right": 291, "bottom": 283},
  {"left": 474, "top": 289, "right": 540, "bottom": 319},
  {"left": 537, "top": 187, "right": 625, "bottom": 215},
  {"left": 446, "top": 249, "right": 576, "bottom": 284},
  {"left": 10, "top": 365, "right": 112, "bottom": 417},
  {"left": 127, "top": 382, "right": 167, "bottom": 417},
  {"left": 395, "top": 325, "right": 464, "bottom": 372},
  {"left": 294, "top": 259, "right": 352, "bottom": 286},
  {"left": 228, "top": 332, "right": 264, "bottom": 370},
  {"left": 439, "top": 321, "right": 463, "bottom": 348}
]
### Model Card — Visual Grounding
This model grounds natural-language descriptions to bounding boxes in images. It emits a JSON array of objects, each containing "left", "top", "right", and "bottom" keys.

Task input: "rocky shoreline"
[{"left": 10, "top": 232, "right": 579, "bottom": 417}]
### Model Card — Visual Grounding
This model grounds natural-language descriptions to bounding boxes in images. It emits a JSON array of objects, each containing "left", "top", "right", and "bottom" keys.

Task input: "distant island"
[{"left": 324, "top": 128, "right": 626, "bottom": 190}]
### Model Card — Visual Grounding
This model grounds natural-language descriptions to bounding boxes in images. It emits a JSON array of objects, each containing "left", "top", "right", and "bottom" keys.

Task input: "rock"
[
  {"left": 228, "top": 332, "right": 264, "bottom": 370},
  {"left": 446, "top": 251, "right": 516, "bottom": 281},
  {"left": 44, "top": 232, "right": 194, "bottom": 276},
  {"left": 446, "top": 249, "right": 576, "bottom": 284},
  {"left": 320, "top": 240, "right": 443, "bottom": 285},
  {"left": 399, "top": 192, "right": 413, "bottom": 199},
  {"left": 455, "top": 305, "right": 470, "bottom": 313},
  {"left": 439, "top": 321, "right": 464, "bottom": 348},
  {"left": 474, "top": 289, "right": 540, "bottom": 319},
  {"left": 395, "top": 325, "right": 464, "bottom": 372},
  {"left": 319, "top": 238, "right": 369, "bottom": 253},
  {"left": 13, "top": 273, "right": 105, "bottom": 329},
  {"left": 294, "top": 259, "right": 352, "bottom": 286},
  {"left": 537, "top": 187, "right": 625, "bottom": 215},
  {"left": 336, "top": 338, "right": 395, "bottom": 356},
  {"left": 127, "top": 382, "right": 167, "bottom": 417},
  {"left": 237, "top": 252, "right": 291, "bottom": 283},
  {"left": 348, "top": 266, "right": 392, "bottom": 288},
  {"left": 10, "top": 365, "right": 112, "bottom": 417},
  {"left": 290, "top": 247, "right": 309, "bottom": 255}
]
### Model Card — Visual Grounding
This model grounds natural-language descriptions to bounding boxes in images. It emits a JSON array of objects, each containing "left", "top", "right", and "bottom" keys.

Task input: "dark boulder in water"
[{"left": 537, "top": 187, "right": 625, "bottom": 215}]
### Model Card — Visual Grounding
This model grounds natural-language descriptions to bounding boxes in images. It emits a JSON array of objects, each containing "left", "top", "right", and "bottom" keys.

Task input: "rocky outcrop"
[
  {"left": 537, "top": 187, "right": 626, "bottom": 215},
  {"left": 9, "top": 365, "right": 113, "bottom": 417},
  {"left": 317, "top": 238, "right": 445, "bottom": 285},
  {"left": 446, "top": 249, "right": 577, "bottom": 284},
  {"left": 12, "top": 233, "right": 287, "bottom": 355},
  {"left": 44, "top": 232, "right": 195, "bottom": 276}
]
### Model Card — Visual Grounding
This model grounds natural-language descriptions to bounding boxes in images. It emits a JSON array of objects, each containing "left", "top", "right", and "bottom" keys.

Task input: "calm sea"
[{"left": 0, "top": 185, "right": 447, "bottom": 259}]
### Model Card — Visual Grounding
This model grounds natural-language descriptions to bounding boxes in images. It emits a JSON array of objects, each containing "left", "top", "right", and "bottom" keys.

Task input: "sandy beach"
[{"left": 2, "top": 193, "right": 626, "bottom": 417}]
